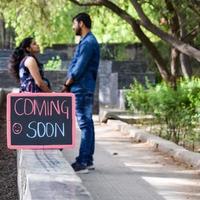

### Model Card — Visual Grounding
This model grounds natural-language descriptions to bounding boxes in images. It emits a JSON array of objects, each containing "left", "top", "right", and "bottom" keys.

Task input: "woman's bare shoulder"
[{"left": 24, "top": 56, "right": 37, "bottom": 67}]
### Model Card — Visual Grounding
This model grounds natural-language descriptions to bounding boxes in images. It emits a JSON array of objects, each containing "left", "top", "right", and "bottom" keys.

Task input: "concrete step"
[{"left": 18, "top": 150, "right": 92, "bottom": 200}]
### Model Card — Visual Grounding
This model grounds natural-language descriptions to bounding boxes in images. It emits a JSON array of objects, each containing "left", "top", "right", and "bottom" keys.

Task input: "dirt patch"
[{"left": 0, "top": 101, "right": 18, "bottom": 200}]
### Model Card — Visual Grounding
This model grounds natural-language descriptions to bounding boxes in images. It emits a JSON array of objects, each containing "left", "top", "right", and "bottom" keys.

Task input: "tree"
[
  {"left": 0, "top": 13, "right": 15, "bottom": 48},
  {"left": 0, "top": 0, "right": 141, "bottom": 46},
  {"left": 0, "top": 0, "right": 81, "bottom": 48},
  {"left": 69, "top": 0, "right": 200, "bottom": 82}
]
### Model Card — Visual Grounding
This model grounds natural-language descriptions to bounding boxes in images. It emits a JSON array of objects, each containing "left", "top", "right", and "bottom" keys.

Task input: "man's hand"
[
  {"left": 61, "top": 84, "right": 70, "bottom": 93},
  {"left": 61, "top": 79, "right": 74, "bottom": 92}
]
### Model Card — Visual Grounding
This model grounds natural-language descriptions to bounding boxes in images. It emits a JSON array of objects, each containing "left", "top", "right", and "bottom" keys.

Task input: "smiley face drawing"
[{"left": 12, "top": 123, "right": 22, "bottom": 135}]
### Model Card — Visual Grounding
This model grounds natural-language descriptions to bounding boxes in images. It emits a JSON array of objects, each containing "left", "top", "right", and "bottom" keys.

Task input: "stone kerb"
[
  {"left": 106, "top": 119, "right": 200, "bottom": 169},
  {"left": 18, "top": 150, "right": 92, "bottom": 200}
]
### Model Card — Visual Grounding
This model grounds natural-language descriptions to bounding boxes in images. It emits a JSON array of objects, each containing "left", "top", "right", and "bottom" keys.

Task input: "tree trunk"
[
  {"left": 178, "top": 12, "right": 192, "bottom": 77},
  {"left": 131, "top": 0, "right": 200, "bottom": 62},
  {"left": 0, "top": 16, "right": 5, "bottom": 49},
  {"left": 0, "top": 15, "right": 14, "bottom": 49},
  {"left": 5, "top": 28, "right": 10, "bottom": 49},
  {"left": 165, "top": 0, "right": 180, "bottom": 82},
  {"left": 179, "top": 54, "right": 192, "bottom": 78},
  {"left": 171, "top": 48, "right": 179, "bottom": 77}
]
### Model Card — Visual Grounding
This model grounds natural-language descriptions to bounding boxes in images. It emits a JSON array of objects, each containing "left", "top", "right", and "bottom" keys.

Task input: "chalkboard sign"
[{"left": 7, "top": 93, "right": 76, "bottom": 149}]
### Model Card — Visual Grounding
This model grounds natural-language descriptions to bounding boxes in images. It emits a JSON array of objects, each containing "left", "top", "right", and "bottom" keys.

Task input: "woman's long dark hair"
[{"left": 8, "top": 37, "right": 35, "bottom": 81}]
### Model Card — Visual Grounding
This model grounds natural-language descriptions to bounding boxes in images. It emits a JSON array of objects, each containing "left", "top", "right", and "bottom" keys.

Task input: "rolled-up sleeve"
[{"left": 70, "top": 41, "right": 93, "bottom": 81}]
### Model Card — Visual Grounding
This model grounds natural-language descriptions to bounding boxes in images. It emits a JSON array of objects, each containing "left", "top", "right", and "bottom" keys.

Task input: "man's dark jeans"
[{"left": 75, "top": 93, "right": 94, "bottom": 166}]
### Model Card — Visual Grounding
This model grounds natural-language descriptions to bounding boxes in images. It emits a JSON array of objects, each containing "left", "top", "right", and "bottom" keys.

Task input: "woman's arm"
[{"left": 24, "top": 57, "right": 52, "bottom": 92}]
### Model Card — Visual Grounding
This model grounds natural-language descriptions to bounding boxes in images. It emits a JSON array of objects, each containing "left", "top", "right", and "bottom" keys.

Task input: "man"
[{"left": 62, "top": 13, "right": 100, "bottom": 173}]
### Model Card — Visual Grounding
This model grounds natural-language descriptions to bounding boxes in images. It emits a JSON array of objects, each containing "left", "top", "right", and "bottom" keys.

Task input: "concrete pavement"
[{"left": 63, "top": 117, "right": 200, "bottom": 200}]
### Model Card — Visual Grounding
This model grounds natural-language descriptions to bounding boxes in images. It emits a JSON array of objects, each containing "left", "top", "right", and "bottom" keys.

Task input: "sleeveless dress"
[{"left": 19, "top": 56, "right": 51, "bottom": 93}]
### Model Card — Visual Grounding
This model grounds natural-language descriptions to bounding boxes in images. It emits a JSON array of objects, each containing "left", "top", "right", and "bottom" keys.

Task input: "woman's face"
[{"left": 26, "top": 40, "right": 40, "bottom": 54}]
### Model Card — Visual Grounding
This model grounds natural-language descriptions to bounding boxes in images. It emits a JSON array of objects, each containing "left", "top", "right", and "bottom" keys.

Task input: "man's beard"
[{"left": 75, "top": 26, "right": 82, "bottom": 36}]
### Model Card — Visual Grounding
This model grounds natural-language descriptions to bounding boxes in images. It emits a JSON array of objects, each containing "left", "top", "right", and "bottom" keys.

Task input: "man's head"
[{"left": 72, "top": 12, "right": 92, "bottom": 36}]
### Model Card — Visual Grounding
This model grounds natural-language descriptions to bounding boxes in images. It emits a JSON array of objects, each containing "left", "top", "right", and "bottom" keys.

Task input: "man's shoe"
[
  {"left": 71, "top": 162, "right": 89, "bottom": 174},
  {"left": 87, "top": 163, "right": 95, "bottom": 170}
]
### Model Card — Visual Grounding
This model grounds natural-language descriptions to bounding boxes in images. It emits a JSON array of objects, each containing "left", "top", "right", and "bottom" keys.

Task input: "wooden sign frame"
[{"left": 7, "top": 93, "right": 76, "bottom": 149}]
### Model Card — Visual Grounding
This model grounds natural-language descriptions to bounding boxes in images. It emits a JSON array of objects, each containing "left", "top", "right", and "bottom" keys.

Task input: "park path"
[{"left": 63, "top": 117, "right": 200, "bottom": 200}]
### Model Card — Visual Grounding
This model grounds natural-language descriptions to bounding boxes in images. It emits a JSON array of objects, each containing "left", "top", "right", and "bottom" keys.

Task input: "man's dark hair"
[
  {"left": 73, "top": 12, "right": 92, "bottom": 29},
  {"left": 8, "top": 37, "right": 34, "bottom": 81}
]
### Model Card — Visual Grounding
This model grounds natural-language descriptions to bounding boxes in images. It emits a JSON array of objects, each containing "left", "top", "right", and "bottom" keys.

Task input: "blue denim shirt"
[{"left": 67, "top": 32, "right": 100, "bottom": 94}]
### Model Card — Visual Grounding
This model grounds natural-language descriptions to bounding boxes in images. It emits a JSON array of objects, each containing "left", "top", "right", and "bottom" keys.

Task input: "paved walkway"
[{"left": 63, "top": 118, "right": 200, "bottom": 200}]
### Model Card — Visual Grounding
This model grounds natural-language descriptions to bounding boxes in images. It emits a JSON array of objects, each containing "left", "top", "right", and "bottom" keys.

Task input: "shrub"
[
  {"left": 125, "top": 78, "right": 200, "bottom": 146},
  {"left": 44, "top": 56, "right": 62, "bottom": 70}
]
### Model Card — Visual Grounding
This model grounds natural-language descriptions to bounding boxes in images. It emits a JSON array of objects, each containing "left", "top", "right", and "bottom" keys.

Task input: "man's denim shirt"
[{"left": 67, "top": 32, "right": 100, "bottom": 94}]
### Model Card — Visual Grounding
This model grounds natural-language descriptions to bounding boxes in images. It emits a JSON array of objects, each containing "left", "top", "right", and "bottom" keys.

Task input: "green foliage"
[
  {"left": 1, "top": 0, "right": 81, "bottom": 48},
  {"left": 44, "top": 56, "right": 62, "bottom": 70},
  {"left": 90, "top": 4, "right": 139, "bottom": 43},
  {"left": 125, "top": 78, "right": 200, "bottom": 145},
  {"left": 0, "top": 0, "right": 165, "bottom": 48},
  {"left": 126, "top": 80, "right": 151, "bottom": 113}
]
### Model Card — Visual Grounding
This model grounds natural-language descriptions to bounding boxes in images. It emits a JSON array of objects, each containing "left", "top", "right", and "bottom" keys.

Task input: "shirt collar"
[{"left": 80, "top": 31, "right": 91, "bottom": 43}]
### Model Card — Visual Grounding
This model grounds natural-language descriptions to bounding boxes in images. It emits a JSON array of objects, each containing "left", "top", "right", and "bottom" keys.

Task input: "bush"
[
  {"left": 126, "top": 80, "right": 150, "bottom": 113},
  {"left": 44, "top": 56, "right": 62, "bottom": 70},
  {"left": 125, "top": 78, "right": 200, "bottom": 146}
]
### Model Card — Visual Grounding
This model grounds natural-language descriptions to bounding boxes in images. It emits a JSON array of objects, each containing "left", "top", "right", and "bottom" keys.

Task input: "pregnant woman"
[{"left": 8, "top": 37, "right": 52, "bottom": 93}]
